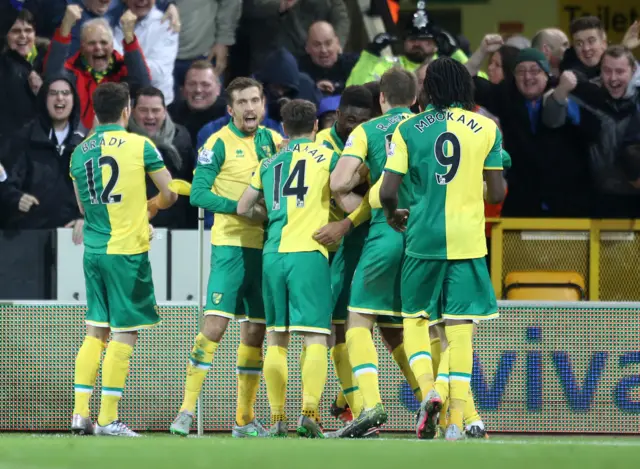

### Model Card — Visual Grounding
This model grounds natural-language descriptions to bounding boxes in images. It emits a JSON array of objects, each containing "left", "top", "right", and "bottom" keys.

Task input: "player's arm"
[
  {"left": 330, "top": 126, "right": 369, "bottom": 193},
  {"left": 380, "top": 128, "right": 409, "bottom": 232},
  {"left": 483, "top": 126, "right": 507, "bottom": 204},
  {"left": 347, "top": 190, "right": 372, "bottom": 227},
  {"left": 236, "top": 162, "right": 267, "bottom": 222},
  {"left": 144, "top": 140, "right": 178, "bottom": 210},
  {"left": 72, "top": 180, "right": 85, "bottom": 216},
  {"left": 190, "top": 140, "right": 238, "bottom": 214}
]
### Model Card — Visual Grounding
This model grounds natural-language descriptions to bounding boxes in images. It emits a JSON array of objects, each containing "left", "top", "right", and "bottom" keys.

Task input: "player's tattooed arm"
[{"left": 236, "top": 185, "right": 267, "bottom": 222}]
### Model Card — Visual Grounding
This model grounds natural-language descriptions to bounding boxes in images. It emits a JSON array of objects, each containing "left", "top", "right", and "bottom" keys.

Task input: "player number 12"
[{"left": 84, "top": 156, "right": 122, "bottom": 204}]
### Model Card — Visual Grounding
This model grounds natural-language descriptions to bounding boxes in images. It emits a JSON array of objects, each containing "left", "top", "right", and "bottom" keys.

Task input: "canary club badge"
[{"left": 198, "top": 148, "right": 213, "bottom": 165}]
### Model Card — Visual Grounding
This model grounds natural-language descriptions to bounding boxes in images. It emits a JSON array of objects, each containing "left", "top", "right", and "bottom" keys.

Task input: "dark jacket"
[
  {"left": 168, "top": 96, "right": 228, "bottom": 147},
  {"left": 0, "top": 73, "right": 85, "bottom": 229},
  {"left": 0, "top": 45, "right": 47, "bottom": 141},
  {"left": 473, "top": 76, "right": 592, "bottom": 218},
  {"left": 44, "top": 28, "right": 151, "bottom": 129},
  {"left": 144, "top": 122, "right": 197, "bottom": 229},
  {"left": 297, "top": 52, "right": 359, "bottom": 96},
  {"left": 254, "top": 47, "right": 322, "bottom": 121}
]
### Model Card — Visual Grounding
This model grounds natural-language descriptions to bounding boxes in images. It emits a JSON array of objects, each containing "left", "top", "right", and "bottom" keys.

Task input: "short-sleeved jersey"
[
  {"left": 342, "top": 107, "right": 414, "bottom": 225},
  {"left": 384, "top": 106, "right": 504, "bottom": 260},
  {"left": 197, "top": 122, "right": 282, "bottom": 249},
  {"left": 69, "top": 124, "right": 165, "bottom": 255},
  {"left": 250, "top": 138, "right": 339, "bottom": 258}
]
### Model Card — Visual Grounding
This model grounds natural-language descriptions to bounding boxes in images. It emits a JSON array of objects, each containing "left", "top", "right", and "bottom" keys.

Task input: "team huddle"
[{"left": 68, "top": 57, "right": 507, "bottom": 441}]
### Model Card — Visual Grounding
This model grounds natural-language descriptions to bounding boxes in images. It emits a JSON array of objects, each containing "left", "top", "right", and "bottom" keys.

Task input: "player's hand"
[
  {"left": 161, "top": 3, "right": 181, "bottom": 33},
  {"left": 386, "top": 209, "right": 409, "bottom": 232},
  {"left": 61, "top": 4, "right": 83, "bottom": 36},
  {"left": 18, "top": 193, "right": 39, "bottom": 213},
  {"left": 120, "top": 10, "right": 138, "bottom": 44},
  {"left": 313, "top": 219, "right": 351, "bottom": 246},
  {"left": 65, "top": 218, "right": 84, "bottom": 245},
  {"left": 317, "top": 80, "right": 335, "bottom": 94},
  {"left": 480, "top": 34, "right": 503, "bottom": 55},
  {"left": 147, "top": 197, "right": 159, "bottom": 220},
  {"left": 357, "top": 163, "right": 370, "bottom": 184}
]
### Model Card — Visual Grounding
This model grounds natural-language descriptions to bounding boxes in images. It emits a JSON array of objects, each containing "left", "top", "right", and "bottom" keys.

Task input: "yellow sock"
[
  {"left": 302, "top": 344, "right": 328, "bottom": 414},
  {"left": 391, "top": 343, "right": 422, "bottom": 402},
  {"left": 180, "top": 333, "right": 219, "bottom": 413},
  {"left": 439, "top": 398, "right": 449, "bottom": 428},
  {"left": 236, "top": 343, "right": 263, "bottom": 426},
  {"left": 403, "top": 318, "right": 433, "bottom": 399},
  {"left": 446, "top": 323, "right": 474, "bottom": 428},
  {"left": 431, "top": 337, "right": 441, "bottom": 376},
  {"left": 346, "top": 328, "right": 382, "bottom": 409},
  {"left": 434, "top": 348, "right": 450, "bottom": 402},
  {"left": 73, "top": 336, "right": 106, "bottom": 417},
  {"left": 97, "top": 341, "right": 133, "bottom": 426},
  {"left": 331, "top": 343, "right": 364, "bottom": 417},
  {"left": 464, "top": 388, "right": 481, "bottom": 426},
  {"left": 264, "top": 346, "right": 288, "bottom": 421}
]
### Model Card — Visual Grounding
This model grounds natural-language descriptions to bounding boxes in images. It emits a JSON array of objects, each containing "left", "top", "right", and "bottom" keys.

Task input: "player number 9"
[{"left": 433, "top": 131, "right": 461, "bottom": 185}]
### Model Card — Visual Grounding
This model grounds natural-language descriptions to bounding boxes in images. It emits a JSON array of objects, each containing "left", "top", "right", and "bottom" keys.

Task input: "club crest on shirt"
[
  {"left": 345, "top": 136, "right": 354, "bottom": 148},
  {"left": 236, "top": 149, "right": 244, "bottom": 158},
  {"left": 198, "top": 148, "right": 213, "bottom": 165},
  {"left": 261, "top": 145, "right": 272, "bottom": 158},
  {"left": 212, "top": 292, "right": 223, "bottom": 305}
]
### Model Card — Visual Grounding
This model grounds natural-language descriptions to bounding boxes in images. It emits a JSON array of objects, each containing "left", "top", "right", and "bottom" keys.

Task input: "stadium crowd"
[{"left": 0, "top": 0, "right": 639, "bottom": 231}]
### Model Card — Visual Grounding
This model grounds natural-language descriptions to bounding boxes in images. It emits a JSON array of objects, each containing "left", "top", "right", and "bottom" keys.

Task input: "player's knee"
[
  {"left": 303, "top": 333, "right": 328, "bottom": 348},
  {"left": 202, "top": 315, "right": 229, "bottom": 343},
  {"left": 240, "top": 321, "right": 266, "bottom": 347},
  {"left": 111, "top": 331, "right": 138, "bottom": 347},
  {"left": 86, "top": 325, "right": 110, "bottom": 343}
]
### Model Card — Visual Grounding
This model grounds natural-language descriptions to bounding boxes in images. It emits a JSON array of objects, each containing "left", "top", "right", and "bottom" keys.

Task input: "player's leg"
[
  {"left": 287, "top": 252, "right": 332, "bottom": 439},
  {"left": 170, "top": 245, "right": 241, "bottom": 436},
  {"left": 96, "top": 252, "right": 161, "bottom": 437},
  {"left": 329, "top": 244, "right": 363, "bottom": 421},
  {"left": 72, "top": 252, "right": 110, "bottom": 435},
  {"left": 464, "top": 323, "right": 488, "bottom": 439},
  {"left": 233, "top": 247, "right": 268, "bottom": 437},
  {"left": 442, "top": 258, "right": 498, "bottom": 441},
  {"left": 378, "top": 320, "right": 422, "bottom": 402},
  {"left": 401, "top": 256, "right": 446, "bottom": 439},
  {"left": 432, "top": 324, "right": 450, "bottom": 434},
  {"left": 261, "top": 252, "right": 289, "bottom": 435}
]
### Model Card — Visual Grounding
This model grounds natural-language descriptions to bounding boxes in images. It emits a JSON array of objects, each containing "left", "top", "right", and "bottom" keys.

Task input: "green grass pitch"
[{"left": 1, "top": 434, "right": 639, "bottom": 469}]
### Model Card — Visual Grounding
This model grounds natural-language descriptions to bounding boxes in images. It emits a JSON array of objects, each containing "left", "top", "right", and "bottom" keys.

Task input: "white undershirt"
[{"left": 53, "top": 124, "right": 70, "bottom": 145}]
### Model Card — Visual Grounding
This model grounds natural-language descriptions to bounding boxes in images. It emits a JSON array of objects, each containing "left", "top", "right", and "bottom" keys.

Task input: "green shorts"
[
  {"left": 263, "top": 251, "right": 332, "bottom": 334},
  {"left": 330, "top": 223, "right": 369, "bottom": 325},
  {"left": 204, "top": 245, "right": 264, "bottom": 323},
  {"left": 84, "top": 252, "right": 160, "bottom": 332},
  {"left": 348, "top": 223, "right": 403, "bottom": 320},
  {"left": 401, "top": 256, "right": 498, "bottom": 324}
]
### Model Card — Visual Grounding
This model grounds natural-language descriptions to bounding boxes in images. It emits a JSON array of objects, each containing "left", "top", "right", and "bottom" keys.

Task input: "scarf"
[
  {"left": 128, "top": 114, "right": 182, "bottom": 171},
  {"left": 82, "top": 55, "right": 115, "bottom": 84},
  {"left": 25, "top": 44, "right": 37, "bottom": 65}
]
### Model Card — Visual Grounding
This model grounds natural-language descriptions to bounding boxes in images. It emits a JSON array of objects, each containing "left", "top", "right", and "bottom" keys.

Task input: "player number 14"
[{"left": 272, "top": 160, "right": 309, "bottom": 210}]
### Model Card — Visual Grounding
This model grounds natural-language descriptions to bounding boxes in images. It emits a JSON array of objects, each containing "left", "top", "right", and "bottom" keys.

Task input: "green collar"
[
  {"left": 329, "top": 124, "right": 345, "bottom": 151},
  {"left": 288, "top": 137, "right": 313, "bottom": 145},
  {"left": 385, "top": 107, "right": 412, "bottom": 116},
  {"left": 423, "top": 103, "right": 464, "bottom": 112},
  {"left": 228, "top": 120, "right": 256, "bottom": 138},
  {"left": 95, "top": 124, "right": 125, "bottom": 132}
]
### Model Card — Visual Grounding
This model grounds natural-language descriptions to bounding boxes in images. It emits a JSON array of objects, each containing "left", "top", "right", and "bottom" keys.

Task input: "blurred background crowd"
[{"left": 0, "top": 0, "right": 639, "bottom": 234}]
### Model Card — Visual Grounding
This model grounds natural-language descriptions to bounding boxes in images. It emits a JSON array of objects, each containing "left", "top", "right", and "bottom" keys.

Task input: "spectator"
[
  {"left": 347, "top": 6, "right": 469, "bottom": 86},
  {"left": 129, "top": 86, "right": 196, "bottom": 228},
  {"left": 44, "top": 6, "right": 151, "bottom": 131},
  {"left": 504, "top": 34, "right": 531, "bottom": 50},
  {"left": 545, "top": 46, "right": 640, "bottom": 217},
  {"left": 168, "top": 60, "right": 227, "bottom": 145},
  {"left": 560, "top": 16, "right": 607, "bottom": 80},
  {"left": 486, "top": 45, "right": 519, "bottom": 84},
  {"left": 0, "top": 74, "right": 85, "bottom": 231},
  {"left": 316, "top": 94, "right": 340, "bottom": 130},
  {"left": 172, "top": 0, "right": 241, "bottom": 95},
  {"left": 298, "top": 21, "right": 358, "bottom": 97},
  {"left": 532, "top": 28, "right": 570, "bottom": 77},
  {"left": 466, "top": 37, "right": 591, "bottom": 218},
  {"left": 113, "top": 0, "right": 179, "bottom": 105},
  {"left": 0, "top": 10, "right": 46, "bottom": 141},
  {"left": 254, "top": 47, "right": 322, "bottom": 123},
  {"left": 243, "top": 0, "right": 350, "bottom": 72}
]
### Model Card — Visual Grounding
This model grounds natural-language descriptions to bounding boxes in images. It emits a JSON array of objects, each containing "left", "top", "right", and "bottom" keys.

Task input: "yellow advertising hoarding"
[{"left": 558, "top": 0, "right": 639, "bottom": 44}]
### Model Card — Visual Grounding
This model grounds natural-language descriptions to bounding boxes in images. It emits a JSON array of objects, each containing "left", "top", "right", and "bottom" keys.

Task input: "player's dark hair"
[
  {"left": 339, "top": 85, "right": 373, "bottom": 111},
  {"left": 93, "top": 82, "right": 130, "bottom": 124},
  {"left": 423, "top": 57, "right": 475, "bottom": 111},
  {"left": 225, "top": 77, "right": 264, "bottom": 105},
  {"left": 135, "top": 86, "right": 166, "bottom": 108},
  {"left": 363, "top": 81, "right": 382, "bottom": 115},
  {"left": 380, "top": 67, "right": 417, "bottom": 106},
  {"left": 569, "top": 16, "right": 604, "bottom": 36},
  {"left": 281, "top": 99, "right": 317, "bottom": 137}
]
